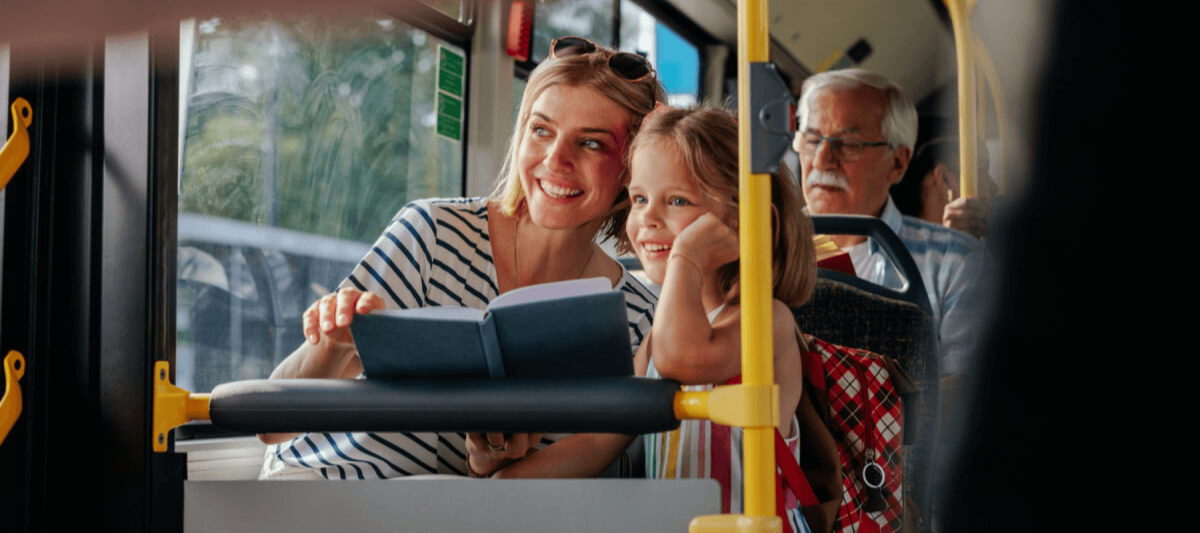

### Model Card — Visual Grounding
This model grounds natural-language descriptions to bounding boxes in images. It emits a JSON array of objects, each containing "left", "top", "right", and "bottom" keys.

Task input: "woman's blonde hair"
[
  {"left": 619, "top": 105, "right": 816, "bottom": 307},
  {"left": 491, "top": 47, "right": 666, "bottom": 243}
]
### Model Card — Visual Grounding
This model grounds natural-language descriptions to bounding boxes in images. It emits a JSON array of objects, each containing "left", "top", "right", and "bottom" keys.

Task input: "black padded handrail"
[
  {"left": 209, "top": 377, "right": 682, "bottom": 435},
  {"left": 811, "top": 214, "right": 932, "bottom": 316}
]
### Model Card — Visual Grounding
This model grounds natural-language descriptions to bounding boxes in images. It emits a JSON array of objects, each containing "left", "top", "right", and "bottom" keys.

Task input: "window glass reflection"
[
  {"left": 530, "top": 0, "right": 615, "bottom": 63},
  {"left": 177, "top": 14, "right": 464, "bottom": 393}
]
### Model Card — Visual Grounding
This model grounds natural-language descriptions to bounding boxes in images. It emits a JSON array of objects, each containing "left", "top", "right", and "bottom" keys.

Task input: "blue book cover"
[{"left": 351, "top": 278, "right": 633, "bottom": 380}]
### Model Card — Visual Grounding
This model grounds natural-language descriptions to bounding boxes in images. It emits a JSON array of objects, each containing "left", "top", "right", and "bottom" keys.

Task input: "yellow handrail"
[
  {"left": 1, "top": 98, "right": 34, "bottom": 191},
  {"left": 944, "top": 0, "right": 979, "bottom": 198},
  {"left": 1, "top": 351, "right": 27, "bottom": 447},
  {"left": 688, "top": 0, "right": 780, "bottom": 531},
  {"left": 735, "top": 0, "right": 777, "bottom": 525}
]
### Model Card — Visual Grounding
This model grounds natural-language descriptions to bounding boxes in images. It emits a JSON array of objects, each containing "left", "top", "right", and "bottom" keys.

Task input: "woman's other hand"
[
  {"left": 303, "top": 288, "right": 386, "bottom": 346},
  {"left": 465, "top": 432, "right": 543, "bottom": 477},
  {"left": 670, "top": 212, "right": 739, "bottom": 273}
]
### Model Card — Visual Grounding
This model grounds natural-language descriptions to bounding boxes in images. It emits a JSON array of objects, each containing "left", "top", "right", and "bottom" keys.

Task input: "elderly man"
[{"left": 793, "top": 68, "right": 986, "bottom": 379}]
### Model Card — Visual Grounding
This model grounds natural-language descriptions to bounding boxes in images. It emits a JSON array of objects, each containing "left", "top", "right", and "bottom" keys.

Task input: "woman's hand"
[
  {"left": 303, "top": 288, "right": 386, "bottom": 347},
  {"left": 274, "top": 288, "right": 385, "bottom": 381},
  {"left": 465, "top": 432, "right": 543, "bottom": 477},
  {"left": 670, "top": 212, "right": 739, "bottom": 273}
]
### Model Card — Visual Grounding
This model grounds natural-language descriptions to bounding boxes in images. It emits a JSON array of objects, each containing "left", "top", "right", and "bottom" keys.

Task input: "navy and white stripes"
[{"left": 269, "top": 197, "right": 657, "bottom": 479}]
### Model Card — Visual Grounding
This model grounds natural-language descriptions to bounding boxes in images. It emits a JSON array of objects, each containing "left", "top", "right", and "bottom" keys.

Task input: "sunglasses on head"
[{"left": 549, "top": 36, "right": 655, "bottom": 83}]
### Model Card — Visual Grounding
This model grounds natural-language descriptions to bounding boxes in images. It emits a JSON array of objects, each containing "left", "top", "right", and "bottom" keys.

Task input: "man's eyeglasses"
[
  {"left": 549, "top": 36, "right": 655, "bottom": 83},
  {"left": 796, "top": 133, "right": 890, "bottom": 162}
]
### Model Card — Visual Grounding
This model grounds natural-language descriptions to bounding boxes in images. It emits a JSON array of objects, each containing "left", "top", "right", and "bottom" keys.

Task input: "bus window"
[
  {"left": 619, "top": 1, "right": 700, "bottom": 107},
  {"left": 176, "top": 13, "right": 467, "bottom": 395},
  {"left": 515, "top": 1, "right": 704, "bottom": 114},
  {"left": 529, "top": 0, "right": 616, "bottom": 63}
]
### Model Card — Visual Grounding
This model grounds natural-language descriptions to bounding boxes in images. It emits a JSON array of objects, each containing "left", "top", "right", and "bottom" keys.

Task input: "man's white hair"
[{"left": 796, "top": 68, "right": 918, "bottom": 151}]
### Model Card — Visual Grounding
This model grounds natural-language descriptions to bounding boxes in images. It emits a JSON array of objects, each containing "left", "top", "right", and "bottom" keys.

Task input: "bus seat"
[{"left": 792, "top": 214, "right": 940, "bottom": 521}]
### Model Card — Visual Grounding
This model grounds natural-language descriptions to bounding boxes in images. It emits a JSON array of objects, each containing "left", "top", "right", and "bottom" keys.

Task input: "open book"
[{"left": 351, "top": 277, "right": 633, "bottom": 380}]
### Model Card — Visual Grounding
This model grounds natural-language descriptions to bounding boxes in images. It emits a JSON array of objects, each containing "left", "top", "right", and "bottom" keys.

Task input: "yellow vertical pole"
[
  {"left": 945, "top": 0, "right": 978, "bottom": 197},
  {"left": 737, "top": 0, "right": 775, "bottom": 521}
]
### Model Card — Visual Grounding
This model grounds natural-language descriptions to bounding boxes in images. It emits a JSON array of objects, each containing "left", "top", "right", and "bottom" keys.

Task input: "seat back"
[{"left": 794, "top": 215, "right": 940, "bottom": 520}]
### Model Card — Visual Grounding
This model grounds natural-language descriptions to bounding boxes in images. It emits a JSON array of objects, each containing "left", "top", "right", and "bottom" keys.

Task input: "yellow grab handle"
[
  {"left": 1, "top": 351, "right": 27, "bottom": 447},
  {"left": 1, "top": 98, "right": 34, "bottom": 191}
]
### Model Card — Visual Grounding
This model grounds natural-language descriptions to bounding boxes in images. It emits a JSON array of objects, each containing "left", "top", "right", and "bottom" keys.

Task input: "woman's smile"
[{"left": 537, "top": 179, "right": 584, "bottom": 199}]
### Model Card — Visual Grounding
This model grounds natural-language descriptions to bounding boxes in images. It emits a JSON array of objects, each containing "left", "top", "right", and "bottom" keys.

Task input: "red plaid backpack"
[{"left": 775, "top": 333, "right": 919, "bottom": 533}]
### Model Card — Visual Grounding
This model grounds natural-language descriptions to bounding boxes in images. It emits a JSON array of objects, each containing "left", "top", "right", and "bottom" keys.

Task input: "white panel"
[{"left": 186, "top": 478, "right": 721, "bottom": 533}]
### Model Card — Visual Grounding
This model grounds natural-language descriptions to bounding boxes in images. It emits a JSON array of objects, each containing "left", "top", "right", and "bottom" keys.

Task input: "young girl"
[{"left": 621, "top": 105, "right": 816, "bottom": 531}]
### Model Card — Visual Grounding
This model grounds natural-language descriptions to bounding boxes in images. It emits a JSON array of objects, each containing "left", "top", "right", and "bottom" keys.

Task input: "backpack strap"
[{"left": 775, "top": 428, "right": 820, "bottom": 508}]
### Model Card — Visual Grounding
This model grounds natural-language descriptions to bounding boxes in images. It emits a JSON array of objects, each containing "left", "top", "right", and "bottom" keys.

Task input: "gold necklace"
[{"left": 511, "top": 215, "right": 596, "bottom": 289}]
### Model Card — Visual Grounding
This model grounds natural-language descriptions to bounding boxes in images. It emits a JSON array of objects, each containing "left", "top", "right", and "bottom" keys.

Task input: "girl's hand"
[
  {"left": 465, "top": 432, "right": 543, "bottom": 477},
  {"left": 671, "top": 212, "right": 739, "bottom": 273}
]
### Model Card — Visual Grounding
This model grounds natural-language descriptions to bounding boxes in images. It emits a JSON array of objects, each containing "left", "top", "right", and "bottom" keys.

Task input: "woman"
[
  {"left": 259, "top": 37, "right": 666, "bottom": 480},
  {"left": 892, "top": 120, "right": 997, "bottom": 239}
]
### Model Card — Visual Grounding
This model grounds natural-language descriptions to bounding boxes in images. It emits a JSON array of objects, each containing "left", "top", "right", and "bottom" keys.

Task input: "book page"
[
  {"left": 370, "top": 306, "right": 484, "bottom": 321},
  {"left": 488, "top": 277, "right": 611, "bottom": 310}
]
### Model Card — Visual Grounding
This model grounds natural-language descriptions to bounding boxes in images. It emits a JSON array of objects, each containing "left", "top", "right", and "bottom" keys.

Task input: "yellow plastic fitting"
[
  {"left": 675, "top": 384, "right": 779, "bottom": 429},
  {"left": 1, "top": 98, "right": 34, "bottom": 191},
  {"left": 1, "top": 351, "right": 26, "bottom": 447},
  {"left": 690, "top": 513, "right": 782, "bottom": 533},
  {"left": 152, "top": 361, "right": 210, "bottom": 452}
]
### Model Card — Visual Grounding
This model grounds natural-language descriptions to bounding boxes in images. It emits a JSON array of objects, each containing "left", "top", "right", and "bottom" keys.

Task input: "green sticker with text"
[
  {"left": 437, "top": 92, "right": 463, "bottom": 142},
  {"left": 437, "top": 46, "right": 465, "bottom": 97}
]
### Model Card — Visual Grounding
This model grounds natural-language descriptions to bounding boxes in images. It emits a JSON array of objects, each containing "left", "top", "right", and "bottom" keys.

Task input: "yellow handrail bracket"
[
  {"left": 152, "top": 361, "right": 210, "bottom": 452},
  {"left": 675, "top": 384, "right": 779, "bottom": 428},
  {"left": 1, "top": 97, "right": 34, "bottom": 191},
  {"left": 691, "top": 514, "right": 781, "bottom": 533},
  {"left": 1, "top": 350, "right": 27, "bottom": 447}
]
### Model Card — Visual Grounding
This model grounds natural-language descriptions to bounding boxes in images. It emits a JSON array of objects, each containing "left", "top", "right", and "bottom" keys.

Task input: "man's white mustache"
[{"left": 806, "top": 169, "right": 852, "bottom": 191}]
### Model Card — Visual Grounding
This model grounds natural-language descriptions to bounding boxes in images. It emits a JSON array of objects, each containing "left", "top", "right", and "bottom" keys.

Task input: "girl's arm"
[
  {"left": 772, "top": 299, "right": 804, "bottom": 438},
  {"left": 651, "top": 213, "right": 742, "bottom": 384}
]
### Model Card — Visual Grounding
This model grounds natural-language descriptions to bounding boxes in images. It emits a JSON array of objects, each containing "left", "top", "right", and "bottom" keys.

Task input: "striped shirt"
[
  {"left": 268, "top": 197, "right": 657, "bottom": 479},
  {"left": 847, "top": 195, "right": 988, "bottom": 376}
]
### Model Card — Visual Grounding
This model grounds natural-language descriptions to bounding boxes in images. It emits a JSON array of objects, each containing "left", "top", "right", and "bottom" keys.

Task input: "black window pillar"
[{"left": 1, "top": 29, "right": 182, "bottom": 533}]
